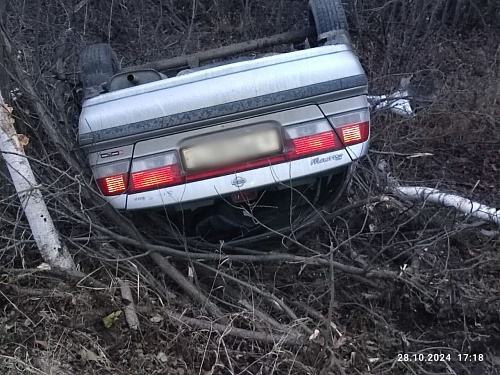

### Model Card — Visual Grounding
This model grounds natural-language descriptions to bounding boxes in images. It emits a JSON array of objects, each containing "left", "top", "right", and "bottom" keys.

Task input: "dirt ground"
[{"left": 0, "top": 1, "right": 499, "bottom": 374}]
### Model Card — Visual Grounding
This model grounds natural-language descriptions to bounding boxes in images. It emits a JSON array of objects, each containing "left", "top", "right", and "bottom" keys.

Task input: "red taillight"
[
  {"left": 291, "top": 131, "right": 336, "bottom": 156},
  {"left": 99, "top": 174, "right": 127, "bottom": 194},
  {"left": 93, "top": 159, "right": 131, "bottom": 196},
  {"left": 339, "top": 122, "right": 370, "bottom": 145},
  {"left": 284, "top": 120, "right": 341, "bottom": 159},
  {"left": 328, "top": 109, "right": 370, "bottom": 146},
  {"left": 129, "top": 152, "right": 182, "bottom": 193},
  {"left": 131, "top": 165, "right": 182, "bottom": 192},
  {"left": 341, "top": 124, "right": 362, "bottom": 143}
]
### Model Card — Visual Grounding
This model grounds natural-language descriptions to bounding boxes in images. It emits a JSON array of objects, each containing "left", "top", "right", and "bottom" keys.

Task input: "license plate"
[{"left": 182, "top": 128, "right": 282, "bottom": 170}]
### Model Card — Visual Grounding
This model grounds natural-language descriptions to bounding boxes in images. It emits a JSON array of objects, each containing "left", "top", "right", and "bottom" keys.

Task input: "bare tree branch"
[{"left": 165, "top": 309, "right": 309, "bottom": 346}]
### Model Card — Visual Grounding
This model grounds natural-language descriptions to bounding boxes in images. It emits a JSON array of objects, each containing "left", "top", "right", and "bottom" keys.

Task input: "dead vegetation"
[{"left": 0, "top": 0, "right": 499, "bottom": 374}]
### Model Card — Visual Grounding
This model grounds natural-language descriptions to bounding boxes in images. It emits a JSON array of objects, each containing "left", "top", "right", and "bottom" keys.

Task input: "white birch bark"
[
  {"left": 0, "top": 94, "right": 75, "bottom": 269},
  {"left": 377, "top": 160, "right": 500, "bottom": 226},
  {"left": 394, "top": 186, "right": 500, "bottom": 225}
]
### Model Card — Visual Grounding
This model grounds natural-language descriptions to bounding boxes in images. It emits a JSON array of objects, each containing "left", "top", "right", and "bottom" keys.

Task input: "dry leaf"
[
  {"left": 79, "top": 348, "right": 105, "bottom": 362},
  {"left": 17, "top": 134, "right": 29, "bottom": 147},
  {"left": 102, "top": 310, "right": 122, "bottom": 328},
  {"left": 150, "top": 314, "right": 163, "bottom": 323},
  {"left": 332, "top": 335, "right": 347, "bottom": 349},
  {"left": 308, "top": 329, "right": 320, "bottom": 341},
  {"left": 156, "top": 351, "right": 168, "bottom": 363}
]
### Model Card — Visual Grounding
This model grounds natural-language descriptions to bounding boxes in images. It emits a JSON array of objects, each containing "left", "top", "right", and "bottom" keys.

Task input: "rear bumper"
[{"left": 104, "top": 142, "right": 366, "bottom": 210}]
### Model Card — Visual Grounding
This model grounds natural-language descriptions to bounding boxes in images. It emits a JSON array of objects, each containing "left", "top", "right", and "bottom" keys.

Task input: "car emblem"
[{"left": 231, "top": 176, "right": 247, "bottom": 188}]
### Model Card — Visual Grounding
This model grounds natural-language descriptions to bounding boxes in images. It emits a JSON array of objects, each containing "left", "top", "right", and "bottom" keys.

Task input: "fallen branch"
[
  {"left": 4, "top": 284, "right": 74, "bottom": 299},
  {"left": 91, "top": 223, "right": 397, "bottom": 279},
  {"left": 238, "top": 299, "right": 296, "bottom": 333},
  {"left": 194, "top": 261, "right": 313, "bottom": 335},
  {"left": 0, "top": 266, "right": 107, "bottom": 289},
  {"left": 191, "top": 261, "right": 308, "bottom": 338},
  {"left": 378, "top": 160, "right": 500, "bottom": 226},
  {"left": 165, "top": 309, "right": 309, "bottom": 346},
  {"left": 119, "top": 279, "right": 139, "bottom": 330},
  {"left": 394, "top": 186, "right": 500, "bottom": 225}
]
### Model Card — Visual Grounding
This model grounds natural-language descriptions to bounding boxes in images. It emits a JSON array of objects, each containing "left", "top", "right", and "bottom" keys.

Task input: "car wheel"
[
  {"left": 308, "top": 0, "right": 350, "bottom": 46},
  {"left": 80, "top": 43, "right": 120, "bottom": 100}
]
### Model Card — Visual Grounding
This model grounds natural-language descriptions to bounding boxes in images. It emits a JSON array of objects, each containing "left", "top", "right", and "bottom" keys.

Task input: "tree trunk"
[{"left": 0, "top": 93, "right": 75, "bottom": 270}]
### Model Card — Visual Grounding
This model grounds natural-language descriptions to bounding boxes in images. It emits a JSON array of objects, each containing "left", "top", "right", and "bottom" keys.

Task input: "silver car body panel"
[
  {"left": 88, "top": 99, "right": 368, "bottom": 166},
  {"left": 79, "top": 44, "right": 367, "bottom": 150}
]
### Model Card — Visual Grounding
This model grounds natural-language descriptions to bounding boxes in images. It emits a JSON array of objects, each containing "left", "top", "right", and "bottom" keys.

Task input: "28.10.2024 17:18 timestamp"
[{"left": 397, "top": 353, "right": 484, "bottom": 362}]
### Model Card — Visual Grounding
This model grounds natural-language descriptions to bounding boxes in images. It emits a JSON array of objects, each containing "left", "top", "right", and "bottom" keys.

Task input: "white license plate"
[{"left": 182, "top": 129, "right": 282, "bottom": 170}]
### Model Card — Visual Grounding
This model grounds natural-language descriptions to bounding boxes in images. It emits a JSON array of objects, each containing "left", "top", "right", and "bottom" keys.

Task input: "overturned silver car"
[{"left": 78, "top": 0, "right": 370, "bottom": 238}]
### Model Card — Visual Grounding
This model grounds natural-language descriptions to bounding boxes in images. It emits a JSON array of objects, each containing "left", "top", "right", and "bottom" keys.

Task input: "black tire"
[
  {"left": 308, "top": 0, "right": 349, "bottom": 45},
  {"left": 80, "top": 43, "right": 120, "bottom": 100}
]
